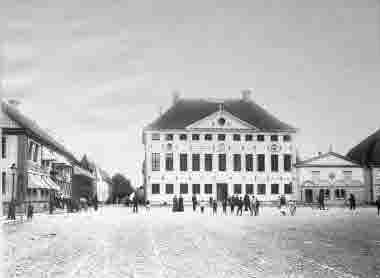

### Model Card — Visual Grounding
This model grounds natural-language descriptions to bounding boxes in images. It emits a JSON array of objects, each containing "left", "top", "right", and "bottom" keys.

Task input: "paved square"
[{"left": 3, "top": 206, "right": 380, "bottom": 278}]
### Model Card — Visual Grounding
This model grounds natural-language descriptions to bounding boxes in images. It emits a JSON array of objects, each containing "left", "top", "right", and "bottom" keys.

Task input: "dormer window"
[
  {"left": 179, "top": 134, "right": 187, "bottom": 141},
  {"left": 165, "top": 134, "right": 173, "bottom": 141},
  {"left": 233, "top": 134, "right": 241, "bottom": 141},
  {"left": 218, "top": 117, "right": 226, "bottom": 126}
]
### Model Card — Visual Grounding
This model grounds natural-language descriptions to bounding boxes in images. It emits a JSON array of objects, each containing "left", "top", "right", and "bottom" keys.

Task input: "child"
[{"left": 145, "top": 200, "right": 151, "bottom": 211}]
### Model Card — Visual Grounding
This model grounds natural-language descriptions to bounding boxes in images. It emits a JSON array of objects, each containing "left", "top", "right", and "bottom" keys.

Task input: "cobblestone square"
[{"left": 3, "top": 206, "right": 380, "bottom": 278}]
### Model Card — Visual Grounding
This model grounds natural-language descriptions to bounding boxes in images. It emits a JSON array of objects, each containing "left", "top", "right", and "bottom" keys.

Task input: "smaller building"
[{"left": 295, "top": 152, "right": 367, "bottom": 205}]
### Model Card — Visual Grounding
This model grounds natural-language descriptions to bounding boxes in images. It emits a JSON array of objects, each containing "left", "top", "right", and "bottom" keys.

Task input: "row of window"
[
  {"left": 152, "top": 133, "right": 291, "bottom": 142},
  {"left": 309, "top": 189, "right": 347, "bottom": 200},
  {"left": 152, "top": 153, "right": 292, "bottom": 172},
  {"left": 151, "top": 183, "right": 293, "bottom": 195},
  {"left": 311, "top": 171, "right": 353, "bottom": 180}
]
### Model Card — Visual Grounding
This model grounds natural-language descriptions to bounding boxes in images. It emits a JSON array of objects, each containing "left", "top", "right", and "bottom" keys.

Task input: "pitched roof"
[
  {"left": 1, "top": 100, "right": 80, "bottom": 164},
  {"left": 347, "top": 128, "right": 380, "bottom": 167},
  {"left": 295, "top": 151, "right": 362, "bottom": 167},
  {"left": 145, "top": 98, "right": 297, "bottom": 132}
]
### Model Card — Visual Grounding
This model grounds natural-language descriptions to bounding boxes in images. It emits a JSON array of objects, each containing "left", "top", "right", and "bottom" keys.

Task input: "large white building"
[{"left": 142, "top": 91, "right": 298, "bottom": 204}]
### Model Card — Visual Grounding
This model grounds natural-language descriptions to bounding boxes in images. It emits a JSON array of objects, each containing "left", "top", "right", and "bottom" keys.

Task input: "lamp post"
[{"left": 7, "top": 163, "right": 17, "bottom": 220}]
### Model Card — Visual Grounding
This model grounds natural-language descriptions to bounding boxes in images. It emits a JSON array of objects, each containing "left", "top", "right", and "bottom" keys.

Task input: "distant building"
[
  {"left": 295, "top": 152, "right": 367, "bottom": 205},
  {"left": 96, "top": 168, "right": 112, "bottom": 203},
  {"left": 347, "top": 129, "right": 380, "bottom": 202},
  {"left": 142, "top": 91, "right": 298, "bottom": 204}
]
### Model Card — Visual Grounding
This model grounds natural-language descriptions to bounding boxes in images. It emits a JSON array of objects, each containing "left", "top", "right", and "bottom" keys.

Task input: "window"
[
  {"left": 257, "top": 184, "right": 266, "bottom": 195},
  {"left": 179, "top": 134, "right": 187, "bottom": 141},
  {"left": 335, "top": 189, "right": 346, "bottom": 199},
  {"left": 234, "top": 184, "right": 242, "bottom": 194},
  {"left": 33, "top": 144, "right": 39, "bottom": 162},
  {"left": 180, "top": 183, "right": 188, "bottom": 194},
  {"left": 217, "top": 134, "right": 226, "bottom": 141},
  {"left": 257, "top": 154, "right": 265, "bottom": 172},
  {"left": 257, "top": 135, "right": 265, "bottom": 142},
  {"left": 205, "top": 184, "right": 213, "bottom": 194},
  {"left": 284, "top": 154, "right": 292, "bottom": 172},
  {"left": 284, "top": 183, "right": 293, "bottom": 194},
  {"left": 192, "top": 154, "right": 200, "bottom": 171},
  {"left": 245, "top": 134, "right": 253, "bottom": 141},
  {"left": 165, "top": 184, "right": 173, "bottom": 194},
  {"left": 192, "top": 134, "right": 200, "bottom": 141},
  {"left": 246, "top": 184, "right": 253, "bottom": 194},
  {"left": 180, "top": 154, "right": 188, "bottom": 171},
  {"left": 151, "top": 153, "right": 160, "bottom": 171},
  {"left": 1, "top": 137, "right": 6, "bottom": 158},
  {"left": 204, "top": 134, "right": 212, "bottom": 141},
  {"left": 165, "top": 153, "right": 173, "bottom": 171},
  {"left": 270, "top": 135, "right": 278, "bottom": 142},
  {"left": 151, "top": 133, "right": 160, "bottom": 140},
  {"left": 2, "top": 172, "right": 6, "bottom": 194},
  {"left": 233, "top": 134, "right": 241, "bottom": 141},
  {"left": 283, "top": 135, "right": 292, "bottom": 142},
  {"left": 271, "top": 184, "right": 279, "bottom": 194},
  {"left": 218, "top": 154, "right": 226, "bottom": 171},
  {"left": 343, "top": 171, "right": 352, "bottom": 181},
  {"left": 271, "top": 154, "right": 279, "bottom": 172},
  {"left": 312, "top": 171, "right": 320, "bottom": 182},
  {"left": 233, "top": 154, "right": 241, "bottom": 171},
  {"left": 152, "top": 184, "right": 160, "bottom": 194},
  {"left": 165, "top": 134, "right": 173, "bottom": 141},
  {"left": 245, "top": 154, "right": 253, "bottom": 171},
  {"left": 27, "top": 142, "right": 34, "bottom": 160},
  {"left": 192, "top": 184, "right": 200, "bottom": 194},
  {"left": 205, "top": 154, "right": 213, "bottom": 171}
]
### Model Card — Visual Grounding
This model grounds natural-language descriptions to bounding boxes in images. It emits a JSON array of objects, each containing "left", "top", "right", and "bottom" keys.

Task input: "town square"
[{"left": 2, "top": 1, "right": 380, "bottom": 278}]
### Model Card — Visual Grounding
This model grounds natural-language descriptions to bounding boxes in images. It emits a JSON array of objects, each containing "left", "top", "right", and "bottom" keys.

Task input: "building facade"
[
  {"left": 295, "top": 152, "right": 367, "bottom": 205},
  {"left": 143, "top": 91, "right": 298, "bottom": 204}
]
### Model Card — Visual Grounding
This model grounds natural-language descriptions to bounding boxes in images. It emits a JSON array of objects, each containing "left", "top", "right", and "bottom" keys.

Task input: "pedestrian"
[
  {"left": 209, "top": 197, "right": 213, "bottom": 209},
  {"left": 318, "top": 192, "right": 325, "bottom": 210},
  {"left": 376, "top": 196, "right": 380, "bottom": 216},
  {"left": 244, "top": 194, "right": 250, "bottom": 212},
  {"left": 289, "top": 200, "right": 296, "bottom": 216},
  {"left": 213, "top": 199, "right": 218, "bottom": 215},
  {"left": 250, "top": 195, "right": 256, "bottom": 216},
  {"left": 192, "top": 194, "right": 197, "bottom": 212},
  {"left": 27, "top": 201, "right": 34, "bottom": 220},
  {"left": 237, "top": 197, "right": 243, "bottom": 216},
  {"left": 145, "top": 199, "right": 151, "bottom": 211},
  {"left": 279, "top": 195, "right": 287, "bottom": 216},
  {"left": 230, "top": 196, "right": 235, "bottom": 215},
  {"left": 255, "top": 198, "right": 260, "bottom": 216},
  {"left": 222, "top": 198, "right": 227, "bottom": 215},
  {"left": 200, "top": 198, "right": 205, "bottom": 214},
  {"left": 178, "top": 194, "right": 184, "bottom": 212},
  {"left": 172, "top": 195, "right": 178, "bottom": 212},
  {"left": 133, "top": 194, "right": 138, "bottom": 213},
  {"left": 93, "top": 194, "right": 98, "bottom": 211}
]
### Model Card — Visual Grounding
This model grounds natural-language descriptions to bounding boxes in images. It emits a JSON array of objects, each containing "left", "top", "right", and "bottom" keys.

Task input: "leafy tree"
[{"left": 110, "top": 173, "right": 134, "bottom": 202}]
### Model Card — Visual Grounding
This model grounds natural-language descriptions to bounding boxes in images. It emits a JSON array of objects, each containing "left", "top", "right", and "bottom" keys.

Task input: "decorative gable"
[
  {"left": 297, "top": 152, "right": 361, "bottom": 167},
  {"left": 186, "top": 110, "right": 257, "bottom": 130}
]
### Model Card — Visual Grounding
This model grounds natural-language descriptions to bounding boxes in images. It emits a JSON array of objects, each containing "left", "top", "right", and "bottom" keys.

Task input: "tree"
[{"left": 111, "top": 173, "right": 134, "bottom": 203}]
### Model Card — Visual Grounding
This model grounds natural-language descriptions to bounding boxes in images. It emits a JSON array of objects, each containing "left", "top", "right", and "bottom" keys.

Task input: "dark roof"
[
  {"left": 347, "top": 128, "right": 380, "bottom": 167},
  {"left": 145, "top": 98, "right": 297, "bottom": 132},
  {"left": 1, "top": 100, "right": 80, "bottom": 164},
  {"left": 295, "top": 151, "right": 361, "bottom": 167}
]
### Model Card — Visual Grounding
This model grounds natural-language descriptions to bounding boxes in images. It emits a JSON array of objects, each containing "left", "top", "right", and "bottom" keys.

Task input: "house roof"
[
  {"left": 294, "top": 151, "right": 362, "bottom": 167},
  {"left": 144, "top": 98, "right": 297, "bottom": 132},
  {"left": 347, "top": 128, "right": 380, "bottom": 167},
  {"left": 1, "top": 100, "right": 80, "bottom": 164}
]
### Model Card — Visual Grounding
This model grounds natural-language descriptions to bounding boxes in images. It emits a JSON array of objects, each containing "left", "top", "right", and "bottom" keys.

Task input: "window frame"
[
  {"left": 284, "top": 154, "right": 292, "bottom": 172},
  {"left": 1, "top": 136, "right": 6, "bottom": 158},
  {"left": 245, "top": 184, "right": 254, "bottom": 194},
  {"left": 179, "top": 134, "right": 187, "bottom": 141},
  {"left": 245, "top": 154, "right": 253, "bottom": 171},
  {"left": 271, "top": 183, "right": 279, "bottom": 194},
  {"left": 151, "top": 153, "right": 160, "bottom": 171},
  {"left": 180, "top": 153, "right": 188, "bottom": 171},
  {"left": 151, "top": 133, "right": 160, "bottom": 141},
  {"left": 257, "top": 184, "right": 266, "bottom": 195},
  {"left": 192, "top": 184, "right": 200, "bottom": 194},
  {"left": 270, "top": 135, "right": 278, "bottom": 142},
  {"left": 284, "top": 183, "right": 293, "bottom": 194},
  {"left": 218, "top": 154, "right": 227, "bottom": 171},
  {"left": 192, "top": 134, "right": 200, "bottom": 141},
  {"left": 257, "top": 135, "right": 265, "bottom": 142},
  {"left": 151, "top": 183, "right": 160, "bottom": 194},
  {"left": 233, "top": 154, "right": 241, "bottom": 171},
  {"left": 165, "top": 184, "right": 174, "bottom": 194},
  {"left": 204, "top": 134, "right": 213, "bottom": 141},
  {"left": 217, "top": 134, "right": 226, "bottom": 141},
  {"left": 205, "top": 154, "right": 213, "bottom": 171},
  {"left": 165, "top": 134, "right": 174, "bottom": 141},
  {"left": 271, "top": 154, "right": 279, "bottom": 172},
  {"left": 257, "top": 154, "right": 265, "bottom": 172},
  {"left": 233, "top": 134, "right": 241, "bottom": 141},
  {"left": 205, "top": 184, "right": 213, "bottom": 194},
  {"left": 165, "top": 153, "right": 174, "bottom": 171},
  {"left": 245, "top": 134, "right": 253, "bottom": 141},
  {"left": 192, "top": 154, "right": 200, "bottom": 171},
  {"left": 234, "top": 184, "right": 242, "bottom": 194},
  {"left": 180, "top": 183, "right": 188, "bottom": 194}
]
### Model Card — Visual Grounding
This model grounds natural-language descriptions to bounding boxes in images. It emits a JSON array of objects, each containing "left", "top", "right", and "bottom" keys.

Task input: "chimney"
[
  {"left": 172, "top": 90, "right": 180, "bottom": 105},
  {"left": 241, "top": 89, "right": 252, "bottom": 102}
]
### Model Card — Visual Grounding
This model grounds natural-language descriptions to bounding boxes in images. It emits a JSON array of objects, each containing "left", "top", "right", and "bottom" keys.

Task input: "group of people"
[{"left": 172, "top": 195, "right": 185, "bottom": 212}]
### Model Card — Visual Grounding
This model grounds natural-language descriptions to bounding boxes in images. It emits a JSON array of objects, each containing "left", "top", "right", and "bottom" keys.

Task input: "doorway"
[
  {"left": 305, "top": 189, "right": 313, "bottom": 203},
  {"left": 217, "top": 183, "right": 228, "bottom": 201}
]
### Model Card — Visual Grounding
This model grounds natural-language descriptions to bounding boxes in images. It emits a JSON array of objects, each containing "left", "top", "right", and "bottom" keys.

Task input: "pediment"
[
  {"left": 298, "top": 153, "right": 360, "bottom": 167},
  {"left": 186, "top": 110, "right": 257, "bottom": 130}
]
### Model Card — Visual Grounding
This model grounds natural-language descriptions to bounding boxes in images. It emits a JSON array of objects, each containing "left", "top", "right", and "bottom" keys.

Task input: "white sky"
[{"left": 1, "top": 0, "right": 380, "bottom": 186}]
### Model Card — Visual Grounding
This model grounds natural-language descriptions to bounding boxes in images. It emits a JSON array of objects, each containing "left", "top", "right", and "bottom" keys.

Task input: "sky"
[{"left": 1, "top": 0, "right": 380, "bottom": 186}]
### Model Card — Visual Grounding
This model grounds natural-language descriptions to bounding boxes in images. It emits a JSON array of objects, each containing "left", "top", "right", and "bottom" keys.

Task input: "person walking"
[
  {"left": 172, "top": 195, "right": 178, "bottom": 212},
  {"left": 222, "top": 198, "right": 227, "bottom": 215},
  {"left": 93, "top": 194, "right": 98, "bottom": 211},
  {"left": 133, "top": 194, "right": 138, "bottom": 213},
  {"left": 250, "top": 195, "right": 256, "bottom": 216},
  {"left": 200, "top": 198, "right": 205, "bottom": 214},
  {"left": 376, "top": 196, "right": 380, "bottom": 216},
  {"left": 229, "top": 196, "right": 235, "bottom": 215},
  {"left": 212, "top": 199, "right": 218, "bottom": 215},
  {"left": 255, "top": 197, "right": 260, "bottom": 216},
  {"left": 237, "top": 197, "right": 243, "bottom": 216},
  {"left": 27, "top": 201, "right": 34, "bottom": 220},
  {"left": 244, "top": 194, "right": 250, "bottom": 212},
  {"left": 178, "top": 194, "right": 184, "bottom": 212},
  {"left": 279, "top": 195, "right": 287, "bottom": 216},
  {"left": 192, "top": 194, "right": 197, "bottom": 212},
  {"left": 318, "top": 192, "right": 325, "bottom": 210},
  {"left": 348, "top": 194, "right": 354, "bottom": 210}
]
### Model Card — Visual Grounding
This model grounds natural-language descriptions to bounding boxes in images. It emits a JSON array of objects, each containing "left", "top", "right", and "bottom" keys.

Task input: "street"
[{"left": 3, "top": 206, "right": 380, "bottom": 278}]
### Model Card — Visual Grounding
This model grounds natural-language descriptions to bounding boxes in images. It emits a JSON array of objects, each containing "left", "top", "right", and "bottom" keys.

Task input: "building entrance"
[
  {"left": 305, "top": 189, "right": 313, "bottom": 203},
  {"left": 217, "top": 183, "right": 228, "bottom": 201}
]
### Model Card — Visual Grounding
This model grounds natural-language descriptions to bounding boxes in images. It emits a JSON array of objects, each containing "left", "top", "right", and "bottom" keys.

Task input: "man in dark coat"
[
  {"left": 244, "top": 194, "right": 250, "bottom": 211},
  {"left": 237, "top": 197, "right": 243, "bottom": 216},
  {"left": 27, "top": 201, "right": 34, "bottom": 220},
  {"left": 192, "top": 194, "right": 197, "bottom": 212},
  {"left": 222, "top": 198, "right": 227, "bottom": 215},
  {"left": 178, "top": 194, "right": 184, "bottom": 212},
  {"left": 349, "top": 194, "right": 356, "bottom": 210},
  {"left": 133, "top": 194, "right": 138, "bottom": 213},
  {"left": 172, "top": 195, "right": 178, "bottom": 212},
  {"left": 213, "top": 199, "right": 218, "bottom": 215},
  {"left": 318, "top": 192, "right": 325, "bottom": 210},
  {"left": 229, "top": 196, "right": 234, "bottom": 215},
  {"left": 376, "top": 196, "right": 380, "bottom": 216}
]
